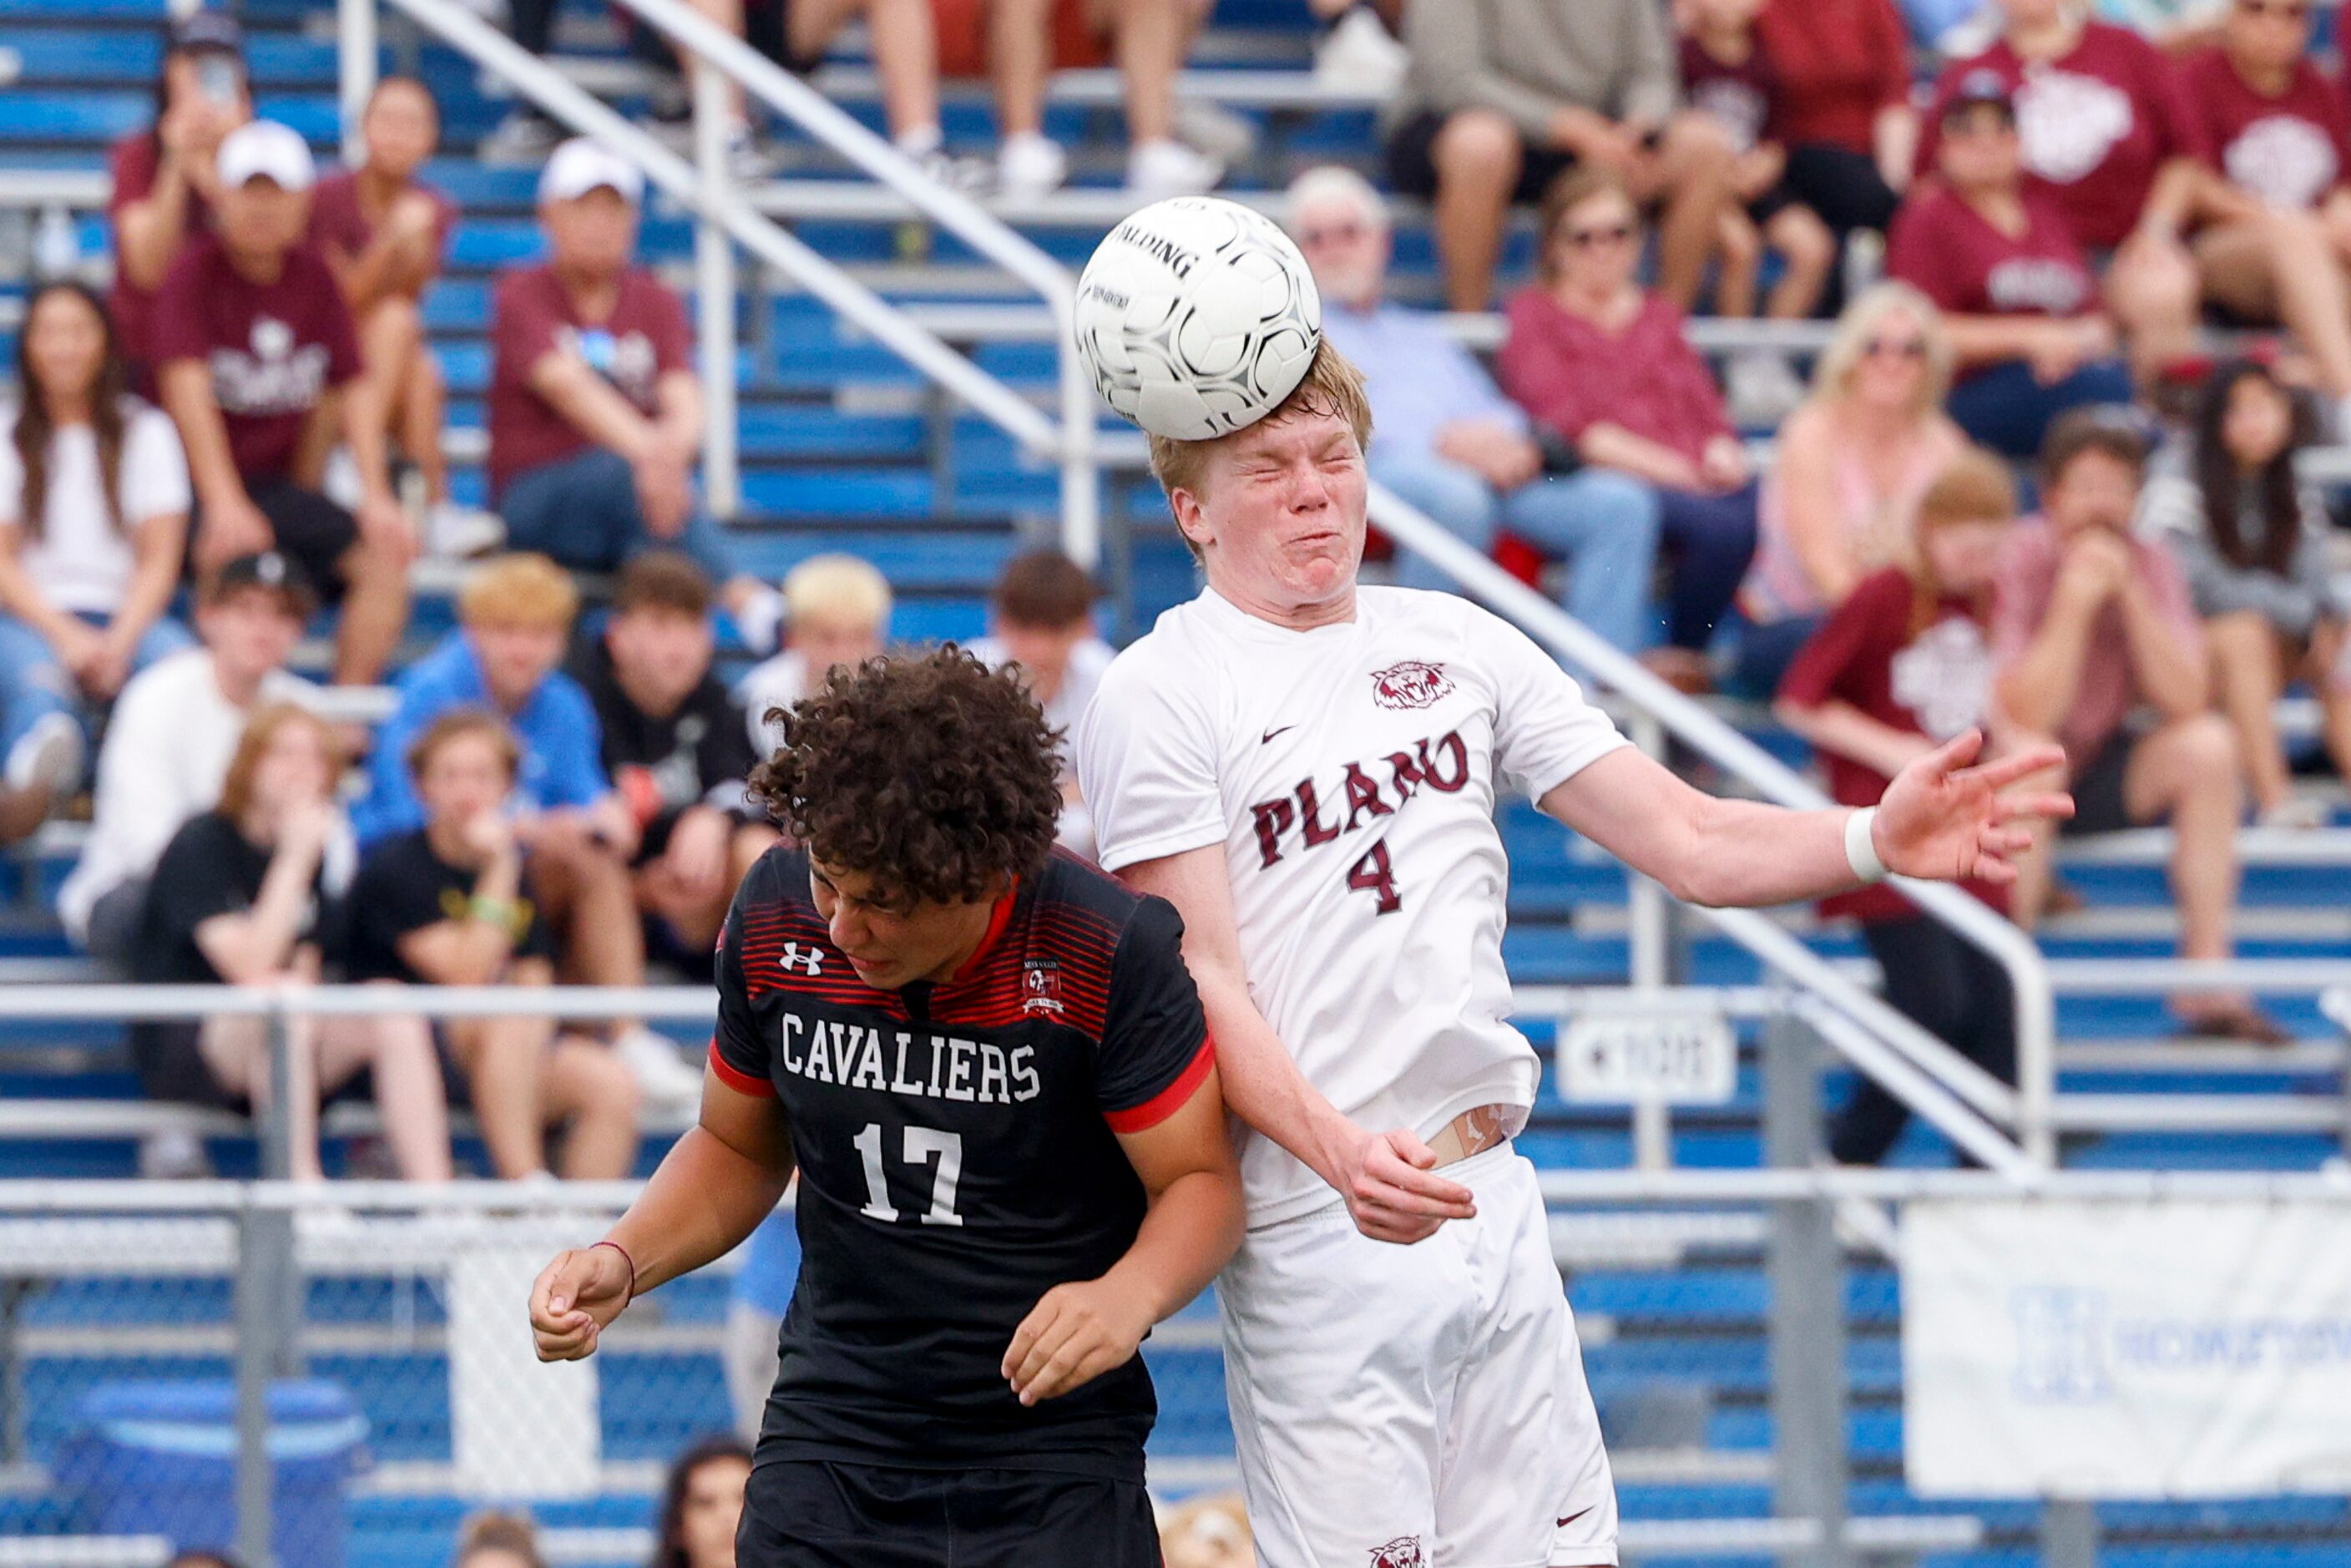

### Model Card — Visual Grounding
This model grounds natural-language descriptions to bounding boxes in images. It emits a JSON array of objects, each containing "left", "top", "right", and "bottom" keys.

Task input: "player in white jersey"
[{"left": 1074, "top": 344, "right": 2070, "bottom": 1568}]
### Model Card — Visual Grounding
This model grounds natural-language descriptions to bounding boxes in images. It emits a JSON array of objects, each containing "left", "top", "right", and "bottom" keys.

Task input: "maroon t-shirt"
[
  {"left": 108, "top": 131, "right": 213, "bottom": 375},
  {"left": 487, "top": 263, "right": 693, "bottom": 498},
  {"left": 1916, "top": 23, "right": 2208, "bottom": 250},
  {"left": 1755, "top": 0, "right": 1911, "bottom": 154},
  {"left": 150, "top": 232, "right": 363, "bottom": 484},
  {"left": 1681, "top": 35, "right": 1777, "bottom": 154},
  {"left": 1888, "top": 185, "right": 2097, "bottom": 322},
  {"left": 2180, "top": 48, "right": 2351, "bottom": 212},
  {"left": 1495, "top": 290, "right": 1733, "bottom": 467},
  {"left": 306, "top": 169, "right": 458, "bottom": 281},
  {"left": 1777, "top": 566, "right": 2010, "bottom": 923}
]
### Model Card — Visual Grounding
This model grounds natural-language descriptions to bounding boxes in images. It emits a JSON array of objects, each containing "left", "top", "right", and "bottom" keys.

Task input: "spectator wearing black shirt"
[
  {"left": 575, "top": 553, "right": 779, "bottom": 968},
  {"left": 346, "top": 711, "right": 642, "bottom": 1181},
  {"left": 133, "top": 702, "right": 453, "bottom": 1182}
]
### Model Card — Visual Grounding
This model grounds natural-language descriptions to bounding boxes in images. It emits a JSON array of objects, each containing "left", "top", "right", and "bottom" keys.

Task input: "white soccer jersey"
[{"left": 1077, "top": 584, "right": 1629, "bottom": 1224}]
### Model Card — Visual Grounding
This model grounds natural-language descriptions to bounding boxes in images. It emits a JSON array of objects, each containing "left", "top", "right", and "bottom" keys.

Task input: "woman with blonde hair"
[
  {"left": 129, "top": 702, "right": 453, "bottom": 1182},
  {"left": 1732, "top": 281, "right": 1968, "bottom": 694}
]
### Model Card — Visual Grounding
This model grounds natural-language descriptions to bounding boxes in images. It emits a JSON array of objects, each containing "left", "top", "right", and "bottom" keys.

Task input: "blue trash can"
[{"left": 56, "top": 1378, "right": 369, "bottom": 1568}]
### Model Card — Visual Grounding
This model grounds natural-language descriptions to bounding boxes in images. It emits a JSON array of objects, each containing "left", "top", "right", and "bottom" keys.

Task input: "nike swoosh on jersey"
[{"left": 1261, "top": 724, "right": 1296, "bottom": 744}]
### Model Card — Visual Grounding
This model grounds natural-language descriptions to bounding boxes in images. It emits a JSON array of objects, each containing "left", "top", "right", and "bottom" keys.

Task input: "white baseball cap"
[
  {"left": 216, "top": 119, "right": 316, "bottom": 192},
  {"left": 538, "top": 139, "right": 645, "bottom": 206}
]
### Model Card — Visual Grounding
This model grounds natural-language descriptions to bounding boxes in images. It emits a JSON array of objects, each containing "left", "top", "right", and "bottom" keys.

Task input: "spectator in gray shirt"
[
  {"left": 2139, "top": 360, "right": 2351, "bottom": 827},
  {"left": 1383, "top": 0, "right": 1737, "bottom": 312}
]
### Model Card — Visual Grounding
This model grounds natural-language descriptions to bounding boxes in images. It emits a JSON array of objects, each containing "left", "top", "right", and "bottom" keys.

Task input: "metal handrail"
[{"left": 1364, "top": 481, "right": 2059, "bottom": 1166}]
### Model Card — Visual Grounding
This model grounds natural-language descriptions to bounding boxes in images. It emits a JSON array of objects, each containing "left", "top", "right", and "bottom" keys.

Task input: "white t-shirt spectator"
[
  {"left": 56, "top": 649, "right": 320, "bottom": 943},
  {"left": 734, "top": 649, "right": 812, "bottom": 759},
  {"left": 0, "top": 402, "right": 190, "bottom": 614},
  {"left": 968, "top": 633, "right": 1115, "bottom": 759}
]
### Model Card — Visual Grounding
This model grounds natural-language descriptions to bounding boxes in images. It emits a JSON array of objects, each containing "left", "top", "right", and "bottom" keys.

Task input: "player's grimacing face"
[
  {"left": 807, "top": 857, "right": 1003, "bottom": 990},
  {"left": 1181, "top": 408, "right": 1368, "bottom": 610}
]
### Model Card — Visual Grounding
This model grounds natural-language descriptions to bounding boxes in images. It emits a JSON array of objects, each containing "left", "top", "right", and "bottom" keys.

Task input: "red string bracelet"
[{"left": 592, "top": 1239, "right": 637, "bottom": 1302}]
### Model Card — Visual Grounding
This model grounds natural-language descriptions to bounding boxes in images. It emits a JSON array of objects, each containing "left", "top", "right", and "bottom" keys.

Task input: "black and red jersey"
[{"left": 710, "top": 846, "right": 1212, "bottom": 1481}]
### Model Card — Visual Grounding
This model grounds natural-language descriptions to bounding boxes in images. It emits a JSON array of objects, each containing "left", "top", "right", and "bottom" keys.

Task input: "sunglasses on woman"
[
  {"left": 1863, "top": 336, "right": 1928, "bottom": 361},
  {"left": 1560, "top": 221, "right": 1637, "bottom": 250}
]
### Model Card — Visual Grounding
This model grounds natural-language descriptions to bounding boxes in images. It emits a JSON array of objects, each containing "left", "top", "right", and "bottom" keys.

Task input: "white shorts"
[{"left": 1219, "top": 1146, "right": 1619, "bottom": 1568}]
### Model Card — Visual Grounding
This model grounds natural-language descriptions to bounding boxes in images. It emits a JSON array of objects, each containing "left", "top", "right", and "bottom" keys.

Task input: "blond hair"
[
  {"left": 781, "top": 553, "right": 892, "bottom": 635},
  {"left": 458, "top": 553, "right": 578, "bottom": 631},
  {"left": 1146, "top": 337, "right": 1374, "bottom": 559},
  {"left": 1284, "top": 164, "right": 1388, "bottom": 235},
  {"left": 1809, "top": 282, "right": 1954, "bottom": 417}
]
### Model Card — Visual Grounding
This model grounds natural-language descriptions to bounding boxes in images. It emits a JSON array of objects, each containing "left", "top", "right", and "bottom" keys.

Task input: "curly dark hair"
[{"left": 747, "top": 646, "right": 1062, "bottom": 907}]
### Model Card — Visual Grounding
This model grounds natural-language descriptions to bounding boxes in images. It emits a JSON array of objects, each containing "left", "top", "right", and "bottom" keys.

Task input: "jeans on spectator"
[
  {"left": 1945, "top": 358, "right": 2137, "bottom": 461},
  {"left": 1654, "top": 480, "right": 1761, "bottom": 653},
  {"left": 1375, "top": 453, "right": 1661, "bottom": 653},
  {"left": 0, "top": 610, "right": 194, "bottom": 761},
  {"left": 1727, "top": 611, "right": 1823, "bottom": 701},
  {"left": 1829, "top": 917, "right": 2018, "bottom": 1166},
  {"left": 498, "top": 448, "right": 741, "bottom": 584},
  {"left": 1782, "top": 145, "right": 1898, "bottom": 238}
]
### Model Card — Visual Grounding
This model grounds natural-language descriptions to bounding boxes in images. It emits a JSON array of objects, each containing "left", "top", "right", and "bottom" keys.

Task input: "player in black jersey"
[{"left": 528, "top": 647, "right": 1242, "bottom": 1566}]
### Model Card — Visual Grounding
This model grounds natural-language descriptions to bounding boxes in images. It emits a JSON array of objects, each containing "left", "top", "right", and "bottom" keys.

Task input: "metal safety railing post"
[
  {"left": 691, "top": 58, "right": 741, "bottom": 517},
  {"left": 337, "top": 0, "right": 376, "bottom": 166},
  {"left": 1626, "top": 711, "right": 1675, "bottom": 1171},
  {"left": 236, "top": 1001, "right": 306, "bottom": 1568},
  {"left": 1761, "top": 1012, "right": 1851, "bottom": 1567}
]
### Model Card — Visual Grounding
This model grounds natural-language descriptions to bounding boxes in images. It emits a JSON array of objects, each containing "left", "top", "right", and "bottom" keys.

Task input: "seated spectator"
[
  {"left": 1499, "top": 168, "right": 1761, "bottom": 691},
  {"left": 1992, "top": 412, "right": 2280, "bottom": 1040},
  {"left": 2177, "top": 0, "right": 2351, "bottom": 422},
  {"left": 452, "top": 1514, "right": 544, "bottom": 1568},
  {"left": 1753, "top": 0, "right": 1917, "bottom": 243},
  {"left": 311, "top": 77, "right": 498, "bottom": 560},
  {"left": 1734, "top": 282, "right": 1969, "bottom": 693},
  {"left": 1160, "top": 1493, "right": 1255, "bottom": 1568},
  {"left": 2140, "top": 359, "right": 2351, "bottom": 827},
  {"left": 1775, "top": 448, "right": 2022, "bottom": 1165},
  {"left": 736, "top": 553, "right": 891, "bottom": 754},
  {"left": 1387, "top": 0, "right": 1738, "bottom": 311},
  {"left": 109, "top": 11, "right": 250, "bottom": 389},
  {"left": 487, "top": 141, "right": 784, "bottom": 655},
  {"left": 345, "top": 711, "right": 641, "bottom": 1181},
  {"left": 132, "top": 703, "right": 453, "bottom": 1182},
  {"left": 2096, "top": 0, "right": 2227, "bottom": 48},
  {"left": 0, "top": 282, "right": 193, "bottom": 838},
  {"left": 1888, "top": 76, "right": 2139, "bottom": 459},
  {"left": 930, "top": 0, "right": 1224, "bottom": 200},
  {"left": 969, "top": 547, "right": 1115, "bottom": 857},
  {"left": 58, "top": 551, "right": 318, "bottom": 962},
  {"left": 155, "top": 119, "right": 412, "bottom": 685},
  {"left": 1914, "top": 0, "right": 2212, "bottom": 377},
  {"left": 651, "top": 1435, "right": 752, "bottom": 1568},
  {"left": 1678, "top": 0, "right": 1837, "bottom": 324},
  {"left": 1287, "top": 166, "right": 1661, "bottom": 656},
  {"left": 574, "top": 552, "right": 778, "bottom": 966},
  {"left": 353, "top": 554, "right": 705, "bottom": 1105}
]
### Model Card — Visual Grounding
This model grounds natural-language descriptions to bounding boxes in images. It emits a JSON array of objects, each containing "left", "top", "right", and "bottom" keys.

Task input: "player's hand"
[
  {"left": 1326, "top": 1125, "right": 1476, "bottom": 1245},
  {"left": 528, "top": 1244, "right": 633, "bottom": 1361},
  {"left": 1002, "top": 1275, "right": 1155, "bottom": 1406},
  {"left": 1873, "top": 728, "right": 2073, "bottom": 886}
]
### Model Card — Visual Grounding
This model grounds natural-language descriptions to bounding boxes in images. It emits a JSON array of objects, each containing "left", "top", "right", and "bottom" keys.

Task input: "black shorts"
[
  {"left": 2061, "top": 731, "right": 2161, "bottom": 837},
  {"left": 1386, "top": 108, "right": 1580, "bottom": 205},
  {"left": 736, "top": 1460, "right": 1158, "bottom": 1568},
  {"left": 192, "top": 480, "right": 357, "bottom": 604}
]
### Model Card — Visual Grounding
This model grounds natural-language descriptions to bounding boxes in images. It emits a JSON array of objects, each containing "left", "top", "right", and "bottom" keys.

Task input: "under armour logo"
[{"left": 778, "top": 943, "right": 825, "bottom": 976}]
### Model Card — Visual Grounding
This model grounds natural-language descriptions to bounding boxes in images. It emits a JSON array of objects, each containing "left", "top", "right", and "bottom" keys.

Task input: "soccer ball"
[{"left": 1073, "top": 196, "right": 1322, "bottom": 442}]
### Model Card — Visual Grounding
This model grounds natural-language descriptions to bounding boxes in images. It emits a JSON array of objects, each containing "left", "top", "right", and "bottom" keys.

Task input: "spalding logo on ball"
[{"left": 1073, "top": 196, "right": 1322, "bottom": 442}]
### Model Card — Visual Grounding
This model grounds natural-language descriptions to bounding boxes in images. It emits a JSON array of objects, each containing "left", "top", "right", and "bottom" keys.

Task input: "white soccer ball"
[{"left": 1072, "top": 196, "right": 1322, "bottom": 442}]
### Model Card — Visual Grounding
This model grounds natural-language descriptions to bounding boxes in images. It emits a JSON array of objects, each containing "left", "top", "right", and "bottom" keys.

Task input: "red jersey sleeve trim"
[
  {"left": 1103, "top": 1036, "right": 1216, "bottom": 1135},
  {"left": 707, "top": 1039, "right": 775, "bottom": 1098}
]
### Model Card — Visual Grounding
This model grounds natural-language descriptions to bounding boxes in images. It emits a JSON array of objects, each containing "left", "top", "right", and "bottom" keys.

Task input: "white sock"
[{"left": 894, "top": 123, "right": 943, "bottom": 159}]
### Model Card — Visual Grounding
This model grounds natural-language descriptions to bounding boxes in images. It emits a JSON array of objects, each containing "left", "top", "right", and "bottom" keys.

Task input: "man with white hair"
[
  {"left": 488, "top": 139, "right": 786, "bottom": 654},
  {"left": 1288, "top": 166, "right": 1661, "bottom": 655}
]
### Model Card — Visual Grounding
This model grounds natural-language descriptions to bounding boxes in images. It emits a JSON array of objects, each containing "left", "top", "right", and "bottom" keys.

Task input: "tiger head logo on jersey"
[
  {"left": 1370, "top": 661, "right": 1453, "bottom": 711},
  {"left": 1367, "top": 1538, "right": 1425, "bottom": 1568}
]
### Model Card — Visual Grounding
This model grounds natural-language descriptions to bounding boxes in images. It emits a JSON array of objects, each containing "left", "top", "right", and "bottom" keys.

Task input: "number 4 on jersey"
[{"left": 1346, "top": 842, "right": 1401, "bottom": 913}]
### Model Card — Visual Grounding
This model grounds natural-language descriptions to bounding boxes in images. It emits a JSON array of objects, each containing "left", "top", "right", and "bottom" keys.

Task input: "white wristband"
[{"left": 1843, "top": 807, "right": 1888, "bottom": 884}]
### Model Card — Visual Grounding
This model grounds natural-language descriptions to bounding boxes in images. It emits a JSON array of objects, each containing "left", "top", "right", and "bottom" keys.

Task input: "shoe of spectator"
[
  {"left": 138, "top": 1126, "right": 212, "bottom": 1181},
  {"left": 426, "top": 501, "right": 507, "bottom": 560},
  {"left": 1175, "top": 99, "right": 1257, "bottom": 167},
  {"left": 1725, "top": 352, "right": 1807, "bottom": 432},
  {"left": 1312, "top": 6, "right": 1408, "bottom": 98},
  {"left": 1128, "top": 139, "right": 1224, "bottom": 201},
  {"left": 614, "top": 1024, "right": 705, "bottom": 1112},
  {"left": 2257, "top": 795, "right": 2333, "bottom": 831},
  {"left": 5, "top": 712, "right": 82, "bottom": 798},
  {"left": 727, "top": 129, "right": 786, "bottom": 184},
  {"left": 915, "top": 149, "right": 995, "bottom": 195},
  {"left": 998, "top": 133, "right": 1069, "bottom": 203},
  {"left": 481, "top": 110, "right": 564, "bottom": 166}
]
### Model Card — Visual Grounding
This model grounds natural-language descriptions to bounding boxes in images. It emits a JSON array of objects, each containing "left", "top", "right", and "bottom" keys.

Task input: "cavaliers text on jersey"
[{"left": 709, "top": 846, "right": 1214, "bottom": 1481}]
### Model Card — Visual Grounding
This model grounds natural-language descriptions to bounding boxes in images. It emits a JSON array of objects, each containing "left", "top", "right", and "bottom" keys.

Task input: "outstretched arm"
[
  {"left": 1542, "top": 731, "right": 2071, "bottom": 908},
  {"left": 529, "top": 1070, "right": 794, "bottom": 1359}
]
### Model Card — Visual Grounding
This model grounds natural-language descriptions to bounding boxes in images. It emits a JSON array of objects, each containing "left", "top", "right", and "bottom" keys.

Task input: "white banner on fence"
[{"left": 1902, "top": 1199, "right": 2351, "bottom": 1499}]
